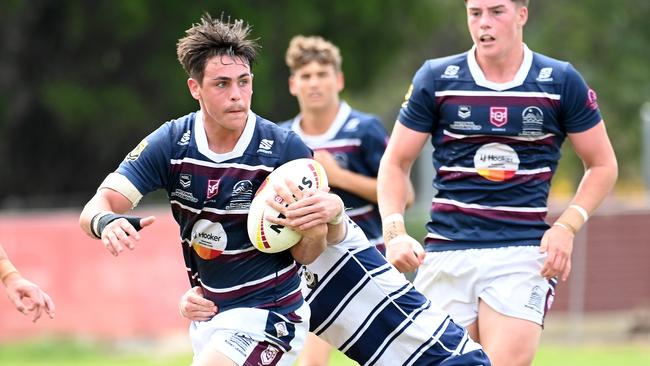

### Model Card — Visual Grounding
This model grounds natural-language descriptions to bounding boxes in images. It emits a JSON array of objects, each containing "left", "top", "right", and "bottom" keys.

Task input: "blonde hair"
[{"left": 285, "top": 35, "right": 342, "bottom": 73}]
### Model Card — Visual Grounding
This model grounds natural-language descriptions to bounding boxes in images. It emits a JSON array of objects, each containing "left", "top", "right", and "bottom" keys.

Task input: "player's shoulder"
[
  {"left": 276, "top": 117, "right": 295, "bottom": 130},
  {"left": 253, "top": 113, "right": 305, "bottom": 150},
  {"left": 145, "top": 111, "right": 197, "bottom": 146},
  {"left": 529, "top": 51, "right": 575, "bottom": 81},
  {"left": 422, "top": 51, "right": 469, "bottom": 76},
  {"left": 348, "top": 108, "right": 383, "bottom": 127}
]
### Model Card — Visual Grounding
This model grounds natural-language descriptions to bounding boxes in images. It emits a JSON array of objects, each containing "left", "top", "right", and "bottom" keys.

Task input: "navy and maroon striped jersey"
[
  {"left": 399, "top": 45, "right": 602, "bottom": 251},
  {"left": 113, "top": 110, "right": 312, "bottom": 313}
]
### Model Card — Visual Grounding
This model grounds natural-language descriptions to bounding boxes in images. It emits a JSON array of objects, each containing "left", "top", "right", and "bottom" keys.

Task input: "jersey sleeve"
[
  {"left": 114, "top": 123, "right": 172, "bottom": 197},
  {"left": 397, "top": 61, "right": 438, "bottom": 133},
  {"left": 361, "top": 117, "right": 389, "bottom": 176},
  {"left": 560, "top": 63, "right": 602, "bottom": 133},
  {"left": 280, "top": 131, "right": 314, "bottom": 163}
]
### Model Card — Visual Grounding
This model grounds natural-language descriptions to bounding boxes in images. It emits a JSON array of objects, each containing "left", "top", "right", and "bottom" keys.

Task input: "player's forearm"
[
  {"left": 0, "top": 246, "right": 19, "bottom": 286},
  {"left": 377, "top": 158, "right": 412, "bottom": 218},
  {"left": 291, "top": 235, "right": 327, "bottom": 265},
  {"left": 330, "top": 170, "right": 378, "bottom": 203},
  {"left": 555, "top": 162, "right": 618, "bottom": 234}
]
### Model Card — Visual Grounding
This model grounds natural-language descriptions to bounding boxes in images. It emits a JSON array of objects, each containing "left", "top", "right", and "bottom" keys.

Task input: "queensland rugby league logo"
[
  {"left": 490, "top": 106, "right": 508, "bottom": 127},
  {"left": 206, "top": 179, "right": 220, "bottom": 200}
]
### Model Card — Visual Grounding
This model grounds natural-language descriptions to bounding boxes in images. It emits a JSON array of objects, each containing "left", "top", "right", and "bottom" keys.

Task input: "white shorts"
[
  {"left": 189, "top": 302, "right": 310, "bottom": 366},
  {"left": 413, "top": 246, "right": 556, "bottom": 327}
]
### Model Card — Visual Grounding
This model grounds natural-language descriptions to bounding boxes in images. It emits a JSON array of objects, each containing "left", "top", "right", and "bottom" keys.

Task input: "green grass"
[{"left": 0, "top": 339, "right": 648, "bottom": 365}]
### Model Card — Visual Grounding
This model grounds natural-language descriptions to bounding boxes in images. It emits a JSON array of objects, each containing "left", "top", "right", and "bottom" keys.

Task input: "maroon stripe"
[
  {"left": 245, "top": 341, "right": 284, "bottom": 366},
  {"left": 432, "top": 202, "right": 546, "bottom": 222},
  {"left": 315, "top": 145, "right": 361, "bottom": 154},
  {"left": 437, "top": 170, "right": 553, "bottom": 183},
  {"left": 257, "top": 290, "right": 303, "bottom": 310},
  {"left": 441, "top": 134, "right": 556, "bottom": 146},
  {"left": 202, "top": 265, "right": 300, "bottom": 301},
  {"left": 436, "top": 95, "right": 560, "bottom": 108},
  {"left": 169, "top": 161, "right": 271, "bottom": 180}
]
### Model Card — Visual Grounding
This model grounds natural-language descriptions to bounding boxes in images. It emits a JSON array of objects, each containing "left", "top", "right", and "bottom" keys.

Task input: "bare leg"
[{"left": 297, "top": 333, "right": 332, "bottom": 366}]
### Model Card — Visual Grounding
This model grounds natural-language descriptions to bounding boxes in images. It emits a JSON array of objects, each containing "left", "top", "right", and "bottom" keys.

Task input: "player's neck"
[
  {"left": 299, "top": 102, "right": 340, "bottom": 136},
  {"left": 203, "top": 118, "right": 244, "bottom": 154},
  {"left": 476, "top": 43, "right": 524, "bottom": 83}
]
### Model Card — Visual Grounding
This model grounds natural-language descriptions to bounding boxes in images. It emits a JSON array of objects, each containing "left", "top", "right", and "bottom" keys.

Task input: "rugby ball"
[{"left": 247, "top": 158, "right": 328, "bottom": 253}]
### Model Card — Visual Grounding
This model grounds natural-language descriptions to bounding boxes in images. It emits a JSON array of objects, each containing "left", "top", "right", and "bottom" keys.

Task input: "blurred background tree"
[{"left": 0, "top": 0, "right": 648, "bottom": 208}]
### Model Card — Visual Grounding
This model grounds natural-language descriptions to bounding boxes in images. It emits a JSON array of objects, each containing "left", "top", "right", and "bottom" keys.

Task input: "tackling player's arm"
[
  {"left": 377, "top": 122, "right": 429, "bottom": 273},
  {"left": 540, "top": 121, "right": 617, "bottom": 281},
  {"left": 79, "top": 176, "right": 155, "bottom": 256}
]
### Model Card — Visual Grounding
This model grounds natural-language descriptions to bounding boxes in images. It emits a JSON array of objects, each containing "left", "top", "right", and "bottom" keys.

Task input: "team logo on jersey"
[
  {"left": 343, "top": 118, "right": 360, "bottom": 131},
  {"left": 474, "top": 143, "right": 519, "bottom": 181},
  {"left": 190, "top": 219, "right": 227, "bottom": 260},
  {"left": 226, "top": 332, "right": 255, "bottom": 356},
  {"left": 177, "top": 130, "right": 191, "bottom": 146},
  {"left": 489, "top": 107, "right": 508, "bottom": 127},
  {"left": 258, "top": 139, "right": 274, "bottom": 154},
  {"left": 179, "top": 174, "right": 192, "bottom": 188},
  {"left": 521, "top": 106, "right": 544, "bottom": 136},
  {"left": 260, "top": 345, "right": 279, "bottom": 365},
  {"left": 441, "top": 65, "right": 460, "bottom": 78},
  {"left": 303, "top": 268, "right": 319, "bottom": 289},
  {"left": 536, "top": 67, "right": 554, "bottom": 82},
  {"left": 458, "top": 105, "right": 472, "bottom": 119},
  {"left": 206, "top": 179, "right": 220, "bottom": 200},
  {"left": 226, "top": 180, "right": 253, "bottom": 209},
  {"left": 274, "top": 321, "right": 289, "bottom": 337},
  {"left": 125, "top": 139, "right": 148, "bottom": 161},
  {"left": 586, "top": 88, "right": 599, "bottom": 110},
  {"left": 525, "top": 285, "right": 546, "bottom": 314},
  {"left": 401, "top": 84, "right": 413, "bottom": 108}
]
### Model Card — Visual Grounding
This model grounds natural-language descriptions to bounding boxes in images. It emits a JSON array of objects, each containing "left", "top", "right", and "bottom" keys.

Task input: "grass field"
[{"left": 0, "top": 339, "right": 649, "bottom": 366}]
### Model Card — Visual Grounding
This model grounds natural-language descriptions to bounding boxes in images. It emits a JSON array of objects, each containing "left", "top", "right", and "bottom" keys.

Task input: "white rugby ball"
[{"left": 247, "top": 158, "right": 328, "bottom": 253}]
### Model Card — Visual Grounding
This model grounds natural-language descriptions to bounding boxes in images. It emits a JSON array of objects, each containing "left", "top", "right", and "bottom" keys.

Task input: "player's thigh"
[
  {"left": 477, "top": 300, "right": 541, "bottom": 366},
  {"left": 192, "top": 347, "right": 238, "bottom": 366},
  {"left": 297, "top": 333, "right": 332, "bottom": 366}
]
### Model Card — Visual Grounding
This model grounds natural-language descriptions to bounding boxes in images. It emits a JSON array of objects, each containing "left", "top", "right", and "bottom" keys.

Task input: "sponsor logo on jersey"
[
  {"left": 474, "top": 143, "right": 520, "bottom": 181},
  {"left": 536, "top": 67, "right": 554, "bottom": 82},
  {"left": 177, "top": 130, "right": 191, "bottom": 145},
  {"left": 274, "top": 321, "right": 289, "bottom": 337},
  {"left": 171, "top": 189, "right": 198, "bottom": 203},
  {"left": 179, "top": 174, "right": 192, "bottom": 188},
  {"left": 489, "top": 106, "right": 509, "bottom": 127},
  {"left": 458, "top": 105, "right": 472, "bottom": 119},
  {"left": 525, "top": 285, "right": 546, "bottom": 314},
  {"left": 586, "top": 88, "right": 599, "bottom": 110},
  {"left": 441, "top": 65, "right": 460, "bottom": 79},
  {"left": 258, "top": 139, "right": 274, "bottom": 154},
  {"left": 206, "top": 179, "right": 220, "bottom": 200},
  {"left": 261, "top": 345, "right": 279, "bottom": 365},
  {"left": 333, "top": 152, "right": 349, "bottom": 169},
  {"left": 125, "top": 139, "right": 148, "bottom": 161},
  {"left": 521, "top": 106, "right": 544, "bottom": 136},
  {"left": 343, "top": 118, "right": 360, "bottom": 131},
  {"left": 226, "top": 180, "right": 253, "bottom": 209},
  {"left": 450, "top": 121, "right": 482, "bottom": 131},
  {"left": 190, "top": 219, "right": 227, "bottom": 260}
]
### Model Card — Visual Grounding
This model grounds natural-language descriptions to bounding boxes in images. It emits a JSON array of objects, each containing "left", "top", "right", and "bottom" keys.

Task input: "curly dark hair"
[{"left": 176, "top": 13, "right": 260, "bottom": 84}]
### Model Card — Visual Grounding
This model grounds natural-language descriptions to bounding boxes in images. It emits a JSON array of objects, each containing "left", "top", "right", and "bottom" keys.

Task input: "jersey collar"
[
  {"left": 194, "top": 109, "right": 257, "bottom": 162},
  {"left": 290, "top": 101, "right": 351, "bottom": 146},
  {"left": 467, "top": 43, "right": 533, "bottom": 91}
]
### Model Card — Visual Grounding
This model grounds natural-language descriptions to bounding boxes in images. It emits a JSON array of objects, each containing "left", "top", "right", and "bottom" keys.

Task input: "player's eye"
[
  {"left": 238, "top": 79, "right": 249, "bottom": 87},
  {"left": 216, "top": 81, "right": 227, "bottom": 88}
]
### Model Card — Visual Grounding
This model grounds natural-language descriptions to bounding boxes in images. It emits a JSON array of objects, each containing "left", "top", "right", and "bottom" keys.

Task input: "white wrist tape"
[{"left": 569, "top": 204, "right": 589, "bottom": 222}]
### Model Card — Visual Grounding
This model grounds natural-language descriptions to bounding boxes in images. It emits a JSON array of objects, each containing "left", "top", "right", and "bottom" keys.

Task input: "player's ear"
[
  {"left": 288, "top": 75, "right": 298, "bottom": 96},
  {"left": 336, "top": 71, "right": 345, "bottom": 93},
  {"left": 187, "top": 78, "right": 201, "bottom": 100},
  {"left": 517, "top": 4, "right": 528, "bottom": 27}
]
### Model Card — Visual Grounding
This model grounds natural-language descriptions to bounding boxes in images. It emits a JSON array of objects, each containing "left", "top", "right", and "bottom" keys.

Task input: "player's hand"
[
  {"left": 101, "top": 216, "right": 156, "bottom": 256},
  {"left": 539, "top": 225, "right": 574, "bottom": 281},
  {"left": 268, "top": 179, "right": 341, "bottom": 232},
  {"left": 386, "top": 234, "right": 425, "bottom": 273},
  {"left": 313, "top": 150, "right": 343, "bottom": 187},
  {"left": 179, "top": 286, "right": 218, "bottom": 322},
  {"left": 3, "top": 273, "right": 55, "bottom": 322}
]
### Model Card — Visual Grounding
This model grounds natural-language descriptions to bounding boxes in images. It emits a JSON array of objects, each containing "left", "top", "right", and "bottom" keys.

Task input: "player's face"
[
  {"left": 188, "top": 55, "right": 253, "bottom": 131},
  {"left": 289, "top": 61, "right": 343, "bottom": 114},
  {"left": 466, "top": 0, "right": 528, "bottom": 60}
]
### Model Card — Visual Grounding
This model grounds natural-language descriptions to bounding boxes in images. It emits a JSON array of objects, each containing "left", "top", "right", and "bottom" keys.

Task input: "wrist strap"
[
  {"left": 569, "top": 204, "right": 589, "bottom": 222},
  {"left": 553, "top": 221, "right": 576, "bottom": 235},
  {"left": 96, "top": 214, "right": 143, "bottom": 238},
  {"left": 0, "top": 259, "right": 19, "bottom": 283},
  {"left": 382, "top": 213, "right": 404, "bottom": 225}
]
